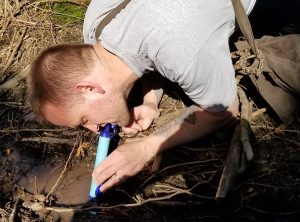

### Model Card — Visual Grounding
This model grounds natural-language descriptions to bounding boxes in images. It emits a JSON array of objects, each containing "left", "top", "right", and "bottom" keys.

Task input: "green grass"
[{"left": 52, "top": 2, "right": 86, "bottom": 25}]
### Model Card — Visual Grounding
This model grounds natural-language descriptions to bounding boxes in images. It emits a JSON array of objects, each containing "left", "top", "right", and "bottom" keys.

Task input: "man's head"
[
  {"left": 28, "top": 43, "right": 137, "bottom": 131},
  {"left": 28, "top": 44, "right": 94, "bottom": 117}
]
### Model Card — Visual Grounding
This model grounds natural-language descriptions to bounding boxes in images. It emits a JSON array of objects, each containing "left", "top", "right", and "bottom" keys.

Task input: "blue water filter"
[{"left": 89, "top": 124, "right": 112, "bottom": 199}]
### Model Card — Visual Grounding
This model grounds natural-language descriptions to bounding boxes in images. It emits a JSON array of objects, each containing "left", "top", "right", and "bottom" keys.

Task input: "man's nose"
[{"left": 83, "top": 124, "right": 99, "bottom": 132}]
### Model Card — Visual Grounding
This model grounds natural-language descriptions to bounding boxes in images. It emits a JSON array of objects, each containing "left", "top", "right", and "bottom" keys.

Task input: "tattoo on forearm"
[
  {"left": 152, "top": 117, "right": 181, "bottom": 137},
  {"left": 152, "top": 105, "right": 199, "bottom": 138},
  {"left": 184, "top": 112, "right": 196, "bottom": 125}
]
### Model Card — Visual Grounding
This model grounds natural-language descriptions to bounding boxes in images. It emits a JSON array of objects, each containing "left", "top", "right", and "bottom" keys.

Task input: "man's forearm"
[{"left": 143, "top": 96, "right": 239, "bottom": 158}]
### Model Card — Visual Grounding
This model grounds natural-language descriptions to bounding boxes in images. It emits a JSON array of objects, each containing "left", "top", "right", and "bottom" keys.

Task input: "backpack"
[{"left": 232, "top": 0, "right": 300, "bottom": 125}]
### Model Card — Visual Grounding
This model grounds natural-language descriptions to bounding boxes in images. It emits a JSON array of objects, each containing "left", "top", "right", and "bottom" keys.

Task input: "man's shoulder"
[{"left": 83, "top": 0, "right": 125, "bottom": 43}]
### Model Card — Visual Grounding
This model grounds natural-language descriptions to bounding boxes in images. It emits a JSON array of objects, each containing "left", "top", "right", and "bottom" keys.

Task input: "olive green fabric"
[{"left": 235, "top": 34, "right": 300, "bottom": 125}]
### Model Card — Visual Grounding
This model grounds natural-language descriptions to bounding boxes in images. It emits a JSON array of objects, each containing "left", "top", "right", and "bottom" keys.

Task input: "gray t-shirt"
[{"left": 83, "top": 0, "right": 256, "bottom": 112}]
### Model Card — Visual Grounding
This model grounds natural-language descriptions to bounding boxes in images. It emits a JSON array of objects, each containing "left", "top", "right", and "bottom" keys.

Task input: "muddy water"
[{"left": 1, "top": 149, "right": 92, "bottom": 205}]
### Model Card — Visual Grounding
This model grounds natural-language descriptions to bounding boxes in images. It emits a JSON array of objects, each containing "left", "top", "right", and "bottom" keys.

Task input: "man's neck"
[{"left": 93, "top": 42, "right": 138, "bottom": 97}]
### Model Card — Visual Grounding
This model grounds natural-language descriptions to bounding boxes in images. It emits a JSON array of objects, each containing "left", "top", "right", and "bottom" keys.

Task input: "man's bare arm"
[
  {"left": 93, "top": 96, "right": 239, "bottom": 192},
  {"left": 143, "top": 96, "right": 239, "bottom": 158}
]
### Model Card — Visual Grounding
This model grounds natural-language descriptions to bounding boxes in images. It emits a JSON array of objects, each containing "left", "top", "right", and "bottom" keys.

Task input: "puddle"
[{"left": 1, "top": 149, "right": 92, "bottom": 205}]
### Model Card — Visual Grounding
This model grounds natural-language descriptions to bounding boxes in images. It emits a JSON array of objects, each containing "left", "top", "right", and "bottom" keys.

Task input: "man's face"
[
  {"left": 42, "top": 93, "right": 131, "bottom": 132},
  {"left": 40, "top": 44, "right": 137, "bottom": 132}
]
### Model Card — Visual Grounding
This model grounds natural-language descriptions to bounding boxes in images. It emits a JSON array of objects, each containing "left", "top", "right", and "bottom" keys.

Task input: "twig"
[
  {"left": 0, "top": 128, "right": 71, "bottom": 133},
  {"left": 2, "top": 27, "right": 18, "bottom": 69},
  {"left": 216, "top": 124, "right": 246, "bottom": 198},
  {"left": 151, "top": 154, "right": 163, "bottom": 174},
  {"left": 251, "top": 108, "right": 266, "bottom": 118},
  {"left": 45, "top": 183, "right": 212, "bottom": 214},
  {"left": 45, "top": 191, "right": 186, "bottom": 213},
  {"left": 274, "top": 123, "right": 287, "bottom": 134},
  {"left": 44, "top": 175, "right": 216, "bottom": 214},
  {"left": 238, "top": 86, "right": 254, "bottom": 160},
  {"left": 9, "top": 198, "right": 21, "bottom": 222},
  {"left": 1, "top": 27, "right": 27, "bottom": 75},
  {"left": 0, "top": 63, "right": 31, "bottom": 93},
  {"left": 4, "top": 0, "right": 8, "bottom": 18},
  {"left": 143, "top": 200, "right": 205, "bottom": 207},
  {"left": 0, "top": 1, "right": 29, "bottom": 37},
  {"left": 31, "top": 0, "right": 88, "bottom": 7},
  {"left": 51, "top": 11, "right": 84, "bottom": 21},
  {"left": 45, "top": 133, "right": 80, "bottom": 200},
  {"left": 245, "top": 204, "right": 300, "bottom": 216},
  {"left": 157, "top": 159, "right": 219, "bottom": 175},
  {"left": 272, "top": 136, "right": 300, "bottom": 147},
  {"left": 0, "top": 101, "right": 23, "bottom": 106},
  {"left": 21, "top": 137, "right": 75, "bottom": 146},
  {"left": 153, "top": 181, "right": 215, "bottom": 200},
  {"left": 153, "top": 184, "right": 191, "bottom": 195},
  {"left": 251, "top": 125, "right": 300, "bottom": 134},
  {"left": 14, "top": 19, "right": 37, "bottom": 25},
  {"left": 244, "top": 182, "right": 286, "bottom": 189},
  {"left": 136, "top": 158, "right": 219, "bottom": 195}
]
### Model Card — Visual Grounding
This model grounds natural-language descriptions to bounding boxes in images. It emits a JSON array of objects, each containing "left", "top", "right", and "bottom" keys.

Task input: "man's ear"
[{"left": 76, "top": 81, "right": 105, "bottom": 94}]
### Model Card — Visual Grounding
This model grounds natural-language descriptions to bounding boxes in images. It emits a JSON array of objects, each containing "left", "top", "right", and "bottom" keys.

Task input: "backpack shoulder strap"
[
  {"left": 231, "top": 0, "right": 257, "bottom": 56},
  {"left": 95, "top": 0, "right": 131, "bottom": 40}
]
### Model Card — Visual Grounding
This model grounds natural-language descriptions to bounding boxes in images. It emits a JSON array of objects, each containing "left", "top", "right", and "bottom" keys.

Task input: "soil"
[{"left": 1, "top": 1, "right": 300, "bottom": 222}]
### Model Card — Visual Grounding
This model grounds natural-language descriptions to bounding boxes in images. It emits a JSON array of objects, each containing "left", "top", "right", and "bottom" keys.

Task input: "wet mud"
[{"left": 1, "top": 149, "right": 92, "bottom": 205}]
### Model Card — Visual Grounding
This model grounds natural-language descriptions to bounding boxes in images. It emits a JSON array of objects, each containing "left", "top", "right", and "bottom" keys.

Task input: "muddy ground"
[{"left": 1, "top": 1, "right": 300, "bottom": 222}]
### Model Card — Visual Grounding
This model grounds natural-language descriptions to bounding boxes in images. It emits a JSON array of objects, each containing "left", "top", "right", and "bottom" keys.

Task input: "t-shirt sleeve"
[{"left": 182, "top": 40, "right": 237, "bottom": 113}]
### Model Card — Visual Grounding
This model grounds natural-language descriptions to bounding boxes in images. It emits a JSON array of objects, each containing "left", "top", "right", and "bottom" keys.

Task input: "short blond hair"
[{"left": 27, "top": 44, "right": 97, "bottom": 122}]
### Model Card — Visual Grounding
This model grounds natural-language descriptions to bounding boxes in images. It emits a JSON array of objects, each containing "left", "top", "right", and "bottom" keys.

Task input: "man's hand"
[
  {"left": 123, "top": 72, "right": 164, "bottom": 135},
  {"left": 92, "top": 139, "right": 153, "bottom": 192},
  {"left": 122, "top": 102, "right": 160, "bottom": 135}
]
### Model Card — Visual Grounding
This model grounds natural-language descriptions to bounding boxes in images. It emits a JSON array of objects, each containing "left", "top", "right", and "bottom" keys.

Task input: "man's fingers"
[
  {"left": 122, "top": 126, "right": 139, "bottom": 135},
  {"left": 140, "top": 118, "right": 152, "bottom": 130},
  {"left": 99, "top": 172, "right": 123, "bottom": 192},
  {"left": 99, "top": 177, "right": 116, "bottom": 193},
  {"left": 93, "top": 166, "right": 112, "bottom": 185},
  {"left": 92, "top": 155, "right": 118, "bottom": 184},
  {"left": 122, "top": 121, "right": 142, "bottom": 135},
  {"left": 93, "top": 158, "right": 110, "bottom": 176}
]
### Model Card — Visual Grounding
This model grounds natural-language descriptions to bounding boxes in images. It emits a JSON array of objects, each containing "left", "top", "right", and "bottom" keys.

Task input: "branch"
[
  {"left": 238, "top": 86, "right": 254, "bottom": 160},
  {"left": 45, "top": 133, "right": 80, "bottom": 200},
  {"left": 136, "top": 158, "right": 220, "bottom": 195},
  {"left": 151, "top": 154, "right": 163, "bottom": 174},
  {"left": 0, "top": 63, "right": 31, "bottom": 93},
  {"left": 1, "top": 27, "right": 28, "bottom": 75},
  {"left": 9, "top": 198, "right": 21, "bottom": 222},
  {"left": 21, "top": 136, "right": 75, "bottom": 146},
  {"left": 216, "top": 124, "right": 246, "bottom": 198}
]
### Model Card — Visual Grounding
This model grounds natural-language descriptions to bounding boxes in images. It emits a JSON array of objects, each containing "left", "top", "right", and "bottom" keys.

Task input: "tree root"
[
  {"left": 0, "top": 64, "right": 31, "bottom": 93},
  {"left": 215, "top": 86, "right": 253, "bottom": 198},
  {"left": 238, "top": 86, "right": 254, "bottom": 161},
  {"left": 215, "top": 124, "right": 247, "bottom": 198},
  {"left": 151, "top": 154, "right": 163, "bottom": 174},
  {"left": 21, "top": 136, "right": 75, "bottom": 146},
  {"left": 9, "top": 198, "right": 21, "bottom": 222}
]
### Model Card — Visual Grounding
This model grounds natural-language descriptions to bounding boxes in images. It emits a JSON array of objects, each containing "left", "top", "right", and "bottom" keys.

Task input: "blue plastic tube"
[{"left": 89, "top": 124, "right": 112, "bottom": 199}]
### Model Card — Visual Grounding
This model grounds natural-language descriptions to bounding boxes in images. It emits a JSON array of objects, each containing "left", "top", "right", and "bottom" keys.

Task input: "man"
[{"left": 27, "top": 0, "right": 256, "bottom": 193}]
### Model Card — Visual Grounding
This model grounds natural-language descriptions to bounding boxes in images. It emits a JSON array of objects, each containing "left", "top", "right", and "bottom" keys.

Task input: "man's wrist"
[
  {"left": 143, "top": 98, "right": 159, "bottom": 108},
  {"left": 140, "top": 135, "right": 163, "bottom": 161},
  {"left": 143, "top": 101, "right": 160, "bottom": 117}
]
